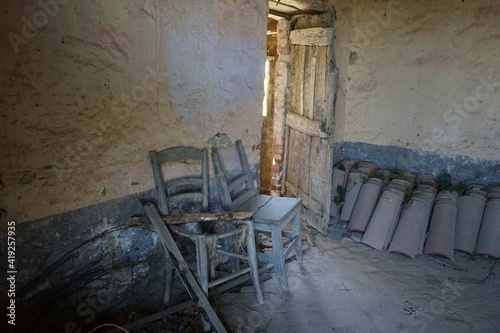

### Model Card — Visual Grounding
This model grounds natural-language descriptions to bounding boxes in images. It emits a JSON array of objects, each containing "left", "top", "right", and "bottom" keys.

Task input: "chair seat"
[
  {"left": 236, "top": 195, "right": 302, "bottom": 230},
  {"left": 235, "top": 194, "right": 303, "bottom": 291}
]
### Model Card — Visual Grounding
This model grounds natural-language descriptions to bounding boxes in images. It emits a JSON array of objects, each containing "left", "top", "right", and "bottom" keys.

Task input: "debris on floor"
[
  {"left": 136, "top": 307, "right": 203, "bottom": 333},
  {"left": 213, "top": 222, "right": 500, "bottom": 333}
]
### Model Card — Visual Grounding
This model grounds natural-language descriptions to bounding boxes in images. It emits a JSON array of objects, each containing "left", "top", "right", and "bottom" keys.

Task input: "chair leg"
[
  {"left": 196, "top": 235, "right": 211, "bottom": 332},
  {"left": 245, "top": 222, "right": 264, "bottom": 304},
  {"left": 228, "top": 234, "right": 240, "bottom": 273},
  {"left": 163, "top": 256, "right": 174, "bottom": 306},
  {"left": 292, "top": 213, "right": 303, "bottom": 263},
  {"left": 271, "top": 225, "right": 288, "bottom": 291}
]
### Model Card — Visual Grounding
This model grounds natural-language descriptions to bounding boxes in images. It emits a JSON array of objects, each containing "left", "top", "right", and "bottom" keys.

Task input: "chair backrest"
[
  {"left": 211, "top": 140, "right": 258, "bottom": 211},
  {"left": 149, "top": 146, "right": 209, "bottom": 215}
]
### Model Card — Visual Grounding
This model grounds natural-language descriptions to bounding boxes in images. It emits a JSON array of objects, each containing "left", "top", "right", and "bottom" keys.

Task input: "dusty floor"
[{"left": 211, "top": 223, "right": 500, "bottom": 333}]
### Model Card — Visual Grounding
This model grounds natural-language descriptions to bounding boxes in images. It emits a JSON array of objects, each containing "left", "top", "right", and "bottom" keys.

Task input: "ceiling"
[{"left": 268, "top": 0, "right": 334, "bottom": 20}]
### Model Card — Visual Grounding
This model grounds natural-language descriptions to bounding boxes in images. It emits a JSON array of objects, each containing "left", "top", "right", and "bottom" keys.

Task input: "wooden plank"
[
  {"left": 285, "top": 180, "right": 323, "bottom": 217},
  {"left": 300, "top": 204, "right": 311, "bottom": 230},
  {"left": 298, "top": 46, "right": 306, "bottom": 117},
  {"left": 286, "top": 112, "right": 328, "bottom": 138},
  {"left": 211, "top": 150, "right": 233, "bottom": 211},
  {"left": 289, "top": 46, "right": 298, "bottom": 116},
  {"left": 321, "top": 143, "right": 333, "bottom": 234},
  {"left": 285, "top": 129, "right": 298, "bottom": 187},
  {"left": 209, "top": 263, "right": 273, "bottom": 296},
  {"left": 305, "top": 45, "right": 335, "bottom": 235},
  {"left": 300, "top": 132, "right": 312, "bottom": 194},
  {"left": 296, "top": 129, "right": 305, "bottom": 190},
  {"left": 308, "top": 137, "right": 331, "bottom": 234},
  {"left": 290, "top": 45, "right": 306, "bottom": 116},
  {"left": 303, "top": 51, "right": 317, "bottom": 120},
  {"left": 313, "top": 46, "right": 327, "bottom": 122},
  {"left": 195, "top": 235, "right": 210, "bottom": 331},
  {"left": 300, "top": 48, "right": 315, "bottom": 194},
  {"left": 143, "top": 203, "right": 228, "bottom": 333},
  {"left": 231, "top": 189, "right": 258, "bottom": 211},
  {"left": 283, "top": 236, "right": 299, "bottom": 259},
  {"left": 155, "top": 147, "right": 204, "bottom": 163},
  {"left": 269, "top": 9, "right": 291, "bottom": 20},
  {"left": 164, "top": 211, "right": 252, "bottom": 224},
  {"left": 284, "top": 15, "right": 338, "bottom": 236},
  {"left": 290, "top": 27, "right": 335, "bottom": 46},
  {"left": 235, "top": 140, "right": 255, "bottom": 190},
  {"left": 126, "top": 211, "right": 253, "bottom": 226},
  {"left": 167, "top": 178, "right": 203, "bottom": 194},
  {"left": 293, "top": 13, "right": 336, "bottom": 30},
  {"left": 281, "top": 123, "right": 290, "bottom": 195},
  {"left": 201, "top": 148, "right": 209, "bottom": 212},
  {"left": 227, "top": 174, "right": 252, "bottom": 192},
  {"left": 316, "top": 45, "right": 337, "bottom": 128},
  {"left": 325, "top": 44, "right": 338, "bottom": 135},
  {"left": 208, "top": 267, "right": 252, "bottom": 288},
  {"left": 308, "top": 137, "right": 325, "bottom": 205},
  {"left": 121, "top": 300, "right": 194, "bottom": 332}
]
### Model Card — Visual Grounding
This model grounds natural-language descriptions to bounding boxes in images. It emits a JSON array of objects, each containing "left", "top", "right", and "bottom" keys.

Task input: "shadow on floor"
[{"left": 213, "top": 222, "right": 500, "bottom": 333}]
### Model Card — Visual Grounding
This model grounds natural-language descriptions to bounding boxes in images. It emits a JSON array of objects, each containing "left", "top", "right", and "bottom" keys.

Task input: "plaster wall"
[
  {"left": 0, "top": 0, "right": 268, "bottom": 223},
  {"left": 333, "top": 0, "right": 500, "bottom": 163}
]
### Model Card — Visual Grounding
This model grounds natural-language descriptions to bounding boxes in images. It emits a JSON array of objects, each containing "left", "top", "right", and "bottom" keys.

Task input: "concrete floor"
[{"left": 214, "top": 223, "right": 500, "bottom": 333}]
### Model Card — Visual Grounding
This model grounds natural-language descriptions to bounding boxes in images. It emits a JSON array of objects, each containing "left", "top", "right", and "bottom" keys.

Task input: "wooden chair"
[
  {"left": 149, "top": 146, "right": 264, "bottom": 331},
  {"left": 211, "top": 140, "right": 303, "bottom": 290}
]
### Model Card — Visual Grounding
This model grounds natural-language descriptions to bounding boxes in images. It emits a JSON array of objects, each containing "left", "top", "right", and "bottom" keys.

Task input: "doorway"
[
  {"left": 259, "top": 18, "right": 278, "bottom": 195},
  {"left": 260, "top": 12, "right": 338, "bottom": 235}
]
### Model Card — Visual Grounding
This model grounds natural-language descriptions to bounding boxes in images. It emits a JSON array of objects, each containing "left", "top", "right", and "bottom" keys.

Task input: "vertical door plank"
[
  {"left": 286, "top": 129, "right": 300, "bottom": 187},
  {"left": 303, "top": 47, "right": 317, "bottom": 120}
]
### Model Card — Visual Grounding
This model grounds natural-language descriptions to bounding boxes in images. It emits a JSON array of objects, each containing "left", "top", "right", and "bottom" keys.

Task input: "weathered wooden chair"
[
  {"left": 149, "top": 146, "right": 264, "bottom": 331},
  {"left": 211, "top": 140, "right": 303, "bottom": 290}
]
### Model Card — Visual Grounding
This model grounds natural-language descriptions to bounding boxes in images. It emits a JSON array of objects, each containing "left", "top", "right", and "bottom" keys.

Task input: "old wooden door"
[{"left": 284, "top": 23, "right": 337, "bottom": 235}]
